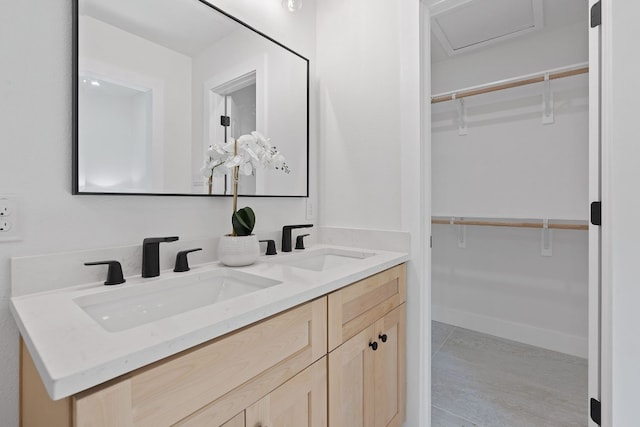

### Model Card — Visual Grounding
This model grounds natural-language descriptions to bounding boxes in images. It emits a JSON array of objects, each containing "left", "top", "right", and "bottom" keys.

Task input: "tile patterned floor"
[{"left": 431, "top": 321, "right": 588, "bottom": 427}]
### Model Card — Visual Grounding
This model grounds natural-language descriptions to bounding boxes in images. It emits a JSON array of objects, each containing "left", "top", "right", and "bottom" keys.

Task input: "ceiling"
[
  {"left": 427, "top": 0, "right": 589, "bottom": 62},
  {"left": 80, "top": 0, "right": 239, "bottom": 57}
]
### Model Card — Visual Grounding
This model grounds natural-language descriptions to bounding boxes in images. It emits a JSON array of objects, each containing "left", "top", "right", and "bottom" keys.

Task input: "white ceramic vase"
[{"left": 218, "top": 234, "right": 260, "bottom": 267}]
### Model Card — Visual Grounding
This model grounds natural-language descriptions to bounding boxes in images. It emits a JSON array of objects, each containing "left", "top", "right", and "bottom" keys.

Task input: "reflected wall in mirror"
[{"left": 74, "top": 0, "right": 309, "bottom": 197}]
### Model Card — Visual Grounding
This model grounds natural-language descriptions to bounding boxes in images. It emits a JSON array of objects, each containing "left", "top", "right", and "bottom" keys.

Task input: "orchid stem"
[{"left": 231, "top": 139, "right": 238, "bottom": 236}]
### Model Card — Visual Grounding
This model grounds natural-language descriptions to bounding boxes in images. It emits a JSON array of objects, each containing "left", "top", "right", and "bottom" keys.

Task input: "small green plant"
[{"left": 232, "top": 206, "right": 255, "bottom": 236}]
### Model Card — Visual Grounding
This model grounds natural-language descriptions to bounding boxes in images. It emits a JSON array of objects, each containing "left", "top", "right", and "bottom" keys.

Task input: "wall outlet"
[
  {"left": 0, "top": 195, "right": 21, "bottom": 241},
  {"left": 0, "top": 199, "right": 11, "bottom": 216}
]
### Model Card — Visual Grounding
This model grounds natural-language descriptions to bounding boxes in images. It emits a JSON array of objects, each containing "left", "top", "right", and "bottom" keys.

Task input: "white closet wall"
[{"left": 431, "top": 20, "right": 589, "bottom": 357}]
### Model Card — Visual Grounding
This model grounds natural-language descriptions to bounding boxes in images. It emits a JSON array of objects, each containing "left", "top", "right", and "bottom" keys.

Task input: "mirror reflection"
[{"left": 75, "top": 0, "right": 309, "bottom": 196}]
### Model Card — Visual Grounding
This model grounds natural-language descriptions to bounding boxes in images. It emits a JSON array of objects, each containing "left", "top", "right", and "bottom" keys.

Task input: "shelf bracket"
[
  {"left": 542, "top": 73, "right": 554, "bottom": 124},
  {"left": 457, "top": 217, "right": 466, "bottom": 249},
  {"left": 541, "top": 219, "right": 552, "bottom": 256},
  {"left": 454, "top": 94, "right": 468, "bottom": 136}
]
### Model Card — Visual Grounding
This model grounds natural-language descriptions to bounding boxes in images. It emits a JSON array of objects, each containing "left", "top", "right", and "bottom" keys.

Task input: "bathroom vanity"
[{"left": 14, "top": 246, "right": 407, "bottom": 426}]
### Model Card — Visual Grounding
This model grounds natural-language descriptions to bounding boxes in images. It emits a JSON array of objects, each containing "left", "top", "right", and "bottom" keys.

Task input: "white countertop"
[{"left": 11, "top": 244, "right": 408, "bottom": 400}]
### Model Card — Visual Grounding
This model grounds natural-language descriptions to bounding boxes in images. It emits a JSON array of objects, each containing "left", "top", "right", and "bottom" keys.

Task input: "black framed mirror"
[{"left": 73, "top": 0, "right": 309, "bottom": 197}]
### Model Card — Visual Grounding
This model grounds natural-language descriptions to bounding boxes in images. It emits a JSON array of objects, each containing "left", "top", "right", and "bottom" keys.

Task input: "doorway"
[
  {"left": 206, "top": 71, "right": 259, "bottom": 195},
  {"left": 424, "top": 0, "right": 600, "bottom": 425}
]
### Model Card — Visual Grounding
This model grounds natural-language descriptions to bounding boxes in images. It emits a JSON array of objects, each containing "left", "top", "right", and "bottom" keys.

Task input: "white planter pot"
[{"left": 218, "top": 234, "right": 260, "bottom": 267}]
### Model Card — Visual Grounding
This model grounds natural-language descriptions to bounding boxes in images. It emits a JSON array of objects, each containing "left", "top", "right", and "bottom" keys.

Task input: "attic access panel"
[{"left": 432, "top": 0, "right": 544, "bottom": 56}]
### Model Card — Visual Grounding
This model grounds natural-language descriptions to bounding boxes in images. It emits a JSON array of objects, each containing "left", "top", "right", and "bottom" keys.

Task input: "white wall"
[
  {"left": 606, "top": 1, "right": 640, "bottom": 424},
  {"left": 317, "top": 0, "right": 425, "bottom": 424},
  {"left": 80, "top": 16, "right": 193, "bottom": 193},
  {"left": 432, "top": 76, "right": 589, "bottom": 220},
  {"left": 0, "top": 1, "right": 316, "bottom": 425},
  {"left": 432, "top": 21, "right": 589, "bottom": 94},
  {"left": 79, "top": 86, "right": 153, "bottom": 192},
  {"left": 432, "top": 224, "right": 589, "bottom": 356},
  {"left": 191, "top": 28, "right": 307, "bottom": 196},
  {"left": 431, "top": 18, "right": 590, "bottom": 357},
  {"left": 317, "top": 0, "right": 402, "bottom": 230}
]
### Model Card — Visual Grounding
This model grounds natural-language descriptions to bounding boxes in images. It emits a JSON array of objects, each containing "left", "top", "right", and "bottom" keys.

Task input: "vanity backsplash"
[{"left": 11, "top": 229, "right": 317, "bottom": 297}]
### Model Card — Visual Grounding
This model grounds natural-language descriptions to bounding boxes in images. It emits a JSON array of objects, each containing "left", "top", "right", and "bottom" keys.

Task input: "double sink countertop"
[{"left": 11, "top": 244, "right": 408, "bottom": 401}]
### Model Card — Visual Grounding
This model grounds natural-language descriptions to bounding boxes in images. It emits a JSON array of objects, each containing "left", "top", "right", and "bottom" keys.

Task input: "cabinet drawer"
[
  {"left": 74, "top": 297, "right": 327, "bottom": 427},
  {"left": 328, "top": 264, "right": 405, "bottom": 351}
]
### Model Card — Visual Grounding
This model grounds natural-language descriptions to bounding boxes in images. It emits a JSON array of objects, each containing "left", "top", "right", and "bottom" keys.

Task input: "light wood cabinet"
[
  {"left": 328, "top": 264, "right": 406, "bottom": 351},
  {"left": 21, "top": 264, "right": 406, "bottom": 427},
  {"left": 23, "top": 297, "right": 326, "bottom": 427},
  {"left": 372, "top": 305, "right": 406, "bottom": 427},
  {"left": 183, "top": 357, "right": 327, "bottom": 427},
  {"left": 245, "top": 357, "right": 327, "bottom": 427},
  {"left": 328, "top": 264, "right": 406, "bottom": 427},
  {"left": 328, "top": 324, "right": 376, "bottom": 427},
  {"left": 221, "top": 413, "right": 245, "bottom": 427},
  {"left": 328, "top": 305, "right": 406, "bottom": 427}
]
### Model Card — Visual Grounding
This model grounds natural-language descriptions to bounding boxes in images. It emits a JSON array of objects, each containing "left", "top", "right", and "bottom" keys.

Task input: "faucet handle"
[
  {"left": 174, "top": 248, "right": 202, "bottom": 272},
  {"left": 259, "top": 240, "right": 277, "bottom": 255},
  {"left": 295, "top": 234, "right": 310, "bottom": 250},
  {"left": 84, "top": 260, "right": 126, "bottom": 286}
]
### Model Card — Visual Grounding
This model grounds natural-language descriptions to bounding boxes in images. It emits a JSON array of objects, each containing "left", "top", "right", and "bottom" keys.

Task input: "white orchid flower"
[
  {"left": 202, "top": 132, "right": 290, "bottom": 184},
  {"left": 201, "top": 164, "right": 213, "bottom": 178},
  {"left": 237, "top": 134, "right": 257, "bottom": 145},
  {"left": 222, "top": 141, "right": 236, "bottom": 153},
  {"left": 224, "top": 155, "right": 242, "bottom": 169},
  {"left": 207, "top": 144, "right": 228, "bottom": 160},
  {"left": 212, "top": 163, "right": 230, "bottom": 177},
  {"left": 240, "top": 162, "right": 253, "bottom": 176},
  {"left": 251, "top": 131, "right": 268, "bottom": 144},
  {"left": 244, "top": 146, "right": 260, "bottom": 163}
]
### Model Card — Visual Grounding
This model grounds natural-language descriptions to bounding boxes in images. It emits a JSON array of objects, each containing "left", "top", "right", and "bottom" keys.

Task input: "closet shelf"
[
  {"left": 431, "top": 217, "right": 588, "bottom": 231},
  {"left": 431, "top": 62, "right": 588, "bottom": 104}
]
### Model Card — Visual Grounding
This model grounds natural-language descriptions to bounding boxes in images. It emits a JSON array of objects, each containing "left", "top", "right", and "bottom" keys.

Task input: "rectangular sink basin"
[
  {"left": 74, "top": 270, "right": 281, "bottom": 332},
  {"left": 269, "top": 248, "right": 375, "bottom": 272}
]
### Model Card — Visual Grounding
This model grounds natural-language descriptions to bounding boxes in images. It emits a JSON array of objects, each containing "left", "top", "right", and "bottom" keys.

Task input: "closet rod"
[
  {"left": 431, "top": 218, "right": 588, "bottom": 231},
  {"left": 431, "top": 63, "right": 589, "bottom": 104}
]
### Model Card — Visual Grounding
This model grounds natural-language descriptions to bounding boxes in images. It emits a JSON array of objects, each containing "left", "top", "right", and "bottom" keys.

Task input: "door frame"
[
  {"left": 594, "top": 0, "right": 613, "bottom": 425},
  {"left": 588, "top": 0, "right": 602, "bottom": 425},
  {"left": 423, "top": 1, "right": 609, "bottom": 425}
]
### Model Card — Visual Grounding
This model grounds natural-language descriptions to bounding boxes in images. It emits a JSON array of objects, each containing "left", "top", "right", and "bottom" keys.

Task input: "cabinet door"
[
  {"left": 328, "top": 325, "right": 376, "bottom": 427},
  {"left": 246, "top": 357, "right": 326, "bottom": 427},
  {"left": 328, "top": 304, "right": 406, "bottom": 427},
  {"left": 221, "top": 412, "right": 245, "bottom": 427},
  {"left": 373, "top": 304, "right": 406, "bottom": 427}
]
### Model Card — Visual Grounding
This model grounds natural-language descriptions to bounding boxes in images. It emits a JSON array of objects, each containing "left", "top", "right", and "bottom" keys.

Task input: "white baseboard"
[{"left": 432, "top": 305, "right": 588, "bottom": 359}]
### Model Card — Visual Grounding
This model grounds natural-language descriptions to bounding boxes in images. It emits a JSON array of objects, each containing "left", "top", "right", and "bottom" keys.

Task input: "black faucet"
[
  {"left": 281, "top": 224, "right": 313, "bottom": 252},
  {"left": 142, "top": 236, "right": 179, "bottom": 278}
]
